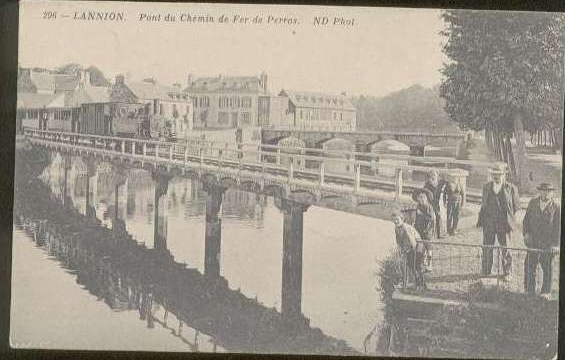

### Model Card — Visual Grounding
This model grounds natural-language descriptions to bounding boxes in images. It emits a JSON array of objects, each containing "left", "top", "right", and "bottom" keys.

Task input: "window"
[
  {"left": 193, "top": 98, "right": 198, "bottom": 108},
  {"left": 173, "top": 104, "right": 179, "bottom": 118},
  {"left": 199, "top": 96, "right": 209, "bottom": 107},
  {"left": 186, "top": 105, "right": 190, "bottom": 114},
  {"left": 230, "top": 96, "right": 240, "bottom": 108},
  {"left": 138, "top": 107, "right": 145, "bottom": 115},
  {"left": 241, "top": 96, "right": 252, "bottom": 108},
  {"left": 219, "top": 96, "right": 229, "bottom": 108},
  {"left": 300, "top": 110, "right": 303, "bottom": 119},
  {"left": 241, "top": 112, "right": 251, "bottom": 124},
  {"left": 218, "top": 112, "right": 229, "bottom": 124},
  {"left": 159, "top": 104, "right": 164, "bottom": 116}
]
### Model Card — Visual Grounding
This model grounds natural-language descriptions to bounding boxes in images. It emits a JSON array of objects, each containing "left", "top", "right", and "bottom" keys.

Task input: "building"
[
  {"left": 276, "top": 90, "right": 357, "bottom": 132},
  {"left": 17, "top": 67, "right": 86, "bottom": 95},
  {"left": 109, "top": 75, "right": 193, "bottom": 138},
  {"left": 185, "top": 73, "right": 268, "bottom": 129},
  {"left": 17, "top": 69, "right": 110, "bottom": 132}
]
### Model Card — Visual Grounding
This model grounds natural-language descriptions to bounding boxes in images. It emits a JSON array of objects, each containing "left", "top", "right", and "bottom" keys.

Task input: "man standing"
[
  {"left": 424, "top": 170, "right": 446, "bottom": 238},
  {"left": 477, "top": 165, "right": 520, "bottom": 277},
  {"left": 523, "top": 183, "right": 561, "bottom": 294}
]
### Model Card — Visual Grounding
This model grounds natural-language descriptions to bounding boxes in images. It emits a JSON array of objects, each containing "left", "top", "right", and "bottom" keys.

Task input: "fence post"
[
  {"left": 184, "top": 147, "right": 188, "bottom": 165},
  {"left": 131, "top": 141, "right": 136, "bottom": 155},
  {"left": 319, "top": 162, "right": 325, "bottom": 186},
  {"left": 169, "top": 145, "right": 173, "bottom": 162},
  {"left": 143, "top": 142, "right": 147, "bottom": 157},
  {"left": 121, "top": 140, "right": 125, "bottom": 154},
  {"left": 276, "top": 147, "right": 281, "bottom": 165},
  {"left": 155, "top": 144, "right": 159, "bottom": 158},
  {"left": 288, "top": 160, "right": 294, "bottom": 184},
  {"left": 354, "top": 163, "right": 361, "bottom": 194},
  {"left": 395, "top": 168, "right": 403, "bottom": 202},
  {"left": 200, "top": 148, "right": 204, "bottom": 168}
]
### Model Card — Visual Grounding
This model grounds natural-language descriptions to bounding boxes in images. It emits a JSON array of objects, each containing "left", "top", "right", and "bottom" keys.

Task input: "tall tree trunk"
[
  {"left": 505, "top": 135, "right": 517, "bottom": 179},
  {"left": 513, "top": 113, "right": 530, "bottom": 193},
  {"left": 485, "top": 126, "right": 493, "bottom": 151}
]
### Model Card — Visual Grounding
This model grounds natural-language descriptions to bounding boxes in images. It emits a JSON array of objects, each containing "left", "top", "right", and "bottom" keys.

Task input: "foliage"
[
  {"left": 54, "top": 62, "right": 83, "bottom": 75},
  {"left": 86, "top": 66, "right": 111, "bottom": 86},
  {"left": 351, "top": 85, "right": 460, "bottom": 133},
  {"left": 440, "top": 10, "right": 565, "bottom": 135},
  {"left": 54, "top": 63, "right": 111, "bottom": 86}
]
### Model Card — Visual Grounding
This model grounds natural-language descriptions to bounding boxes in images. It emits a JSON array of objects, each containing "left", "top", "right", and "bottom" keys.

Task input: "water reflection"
[{"left": 16, "top": 152, "right": 397, "bottom": 353}]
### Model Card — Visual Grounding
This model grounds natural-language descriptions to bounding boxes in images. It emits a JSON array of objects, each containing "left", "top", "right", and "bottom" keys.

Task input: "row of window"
[
  {"left": 298, "top": 109, "right": 348, "bottom": 121},
  {"left": 20, "top": 109, "right": 72, "bottom": 120},
  {"left": 217, "top": 112, "right": 252, "bottom": 125},
  {"left": 193, "top": 96, "right": 253, "bottom": 109}
]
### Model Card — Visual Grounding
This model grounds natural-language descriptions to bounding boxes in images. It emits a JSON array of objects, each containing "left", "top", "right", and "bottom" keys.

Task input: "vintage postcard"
[{"left": 12, "top": 0, "right": 563, "bottom": 357}]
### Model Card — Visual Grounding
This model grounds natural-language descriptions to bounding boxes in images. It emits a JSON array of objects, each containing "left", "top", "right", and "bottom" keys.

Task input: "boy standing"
[
  {"left": 444, "top": 174, "right": 465, "bottom": 235},
  {"left": 392, "top": 209, "right": 425, "bottom": 289},
  {"left": 412, "top": 188, "right": 435, "bottom": 272}
]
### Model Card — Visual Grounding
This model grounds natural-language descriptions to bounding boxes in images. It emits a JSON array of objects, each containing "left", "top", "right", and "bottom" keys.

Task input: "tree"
[
  {"left": 87, "top": 66, "right": 111, "bottom": 86},
  {"left": 351, "top": 85, "right": 460, "bottom": 133},
  {"left": 54, "top": 63, "right": 83, "bottom": 75},
  {"left": 440, "top": 10, "right": 565, "bottom": 190}
]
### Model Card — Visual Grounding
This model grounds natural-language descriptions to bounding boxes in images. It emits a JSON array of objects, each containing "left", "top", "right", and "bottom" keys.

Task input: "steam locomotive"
[{"left": 77, "top": 102, "right": 180, "bottom": 141}]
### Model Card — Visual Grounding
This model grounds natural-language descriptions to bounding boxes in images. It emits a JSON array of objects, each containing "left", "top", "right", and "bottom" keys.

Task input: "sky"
[{"left": 19, "top": 0, "right": 448, "bottom": 97}]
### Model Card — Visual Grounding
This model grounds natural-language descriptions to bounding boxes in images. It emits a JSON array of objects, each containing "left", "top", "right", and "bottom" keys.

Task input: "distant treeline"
[{"left": 351, "top": 84, "right": 461, "bottom": 133}]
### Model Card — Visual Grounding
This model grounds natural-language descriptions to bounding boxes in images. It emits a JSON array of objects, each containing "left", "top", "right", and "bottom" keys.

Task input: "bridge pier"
[
  {"left": 276, "top": 198, "right": 310, "bottom": 320},
  {"left": 112, "top": 165, "right": 129, "bottom": 236},
  {"left": 62, "top": 154, "right": 72, "bottom": 208},
  {"left": 152, "top": 173, "right": 171, "bottom": 254},
  {"left": 203, "top": 181, "right": 226, "bottom": 278},
  {"left": 85, "top": 159, "right": 99, "bottom": 219}
]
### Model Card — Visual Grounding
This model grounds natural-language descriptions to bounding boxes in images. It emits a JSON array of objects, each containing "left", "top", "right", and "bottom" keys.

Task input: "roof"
[
  {"left": 185, "top": 75, "right": 263, "bottom": 93},
  {"left": 280, "top": 90, "right": 356, "bottom": 111},
  {"left": 125, "top": 80, "right": 189, "bottom": 101},
  {"left": 17, "top": 92, "right": 64, "bottom": 109},
  {"left": 30, "top": 72, "right": 79, "bottom": 93},
  {"left": 65, "top": 86, "right": 110, "bottom": 107}
]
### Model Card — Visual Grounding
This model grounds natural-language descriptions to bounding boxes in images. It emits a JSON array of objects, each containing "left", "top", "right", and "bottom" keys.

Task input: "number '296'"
[{"left": 42, "top": 11, "right": 57, "bottom": 19}]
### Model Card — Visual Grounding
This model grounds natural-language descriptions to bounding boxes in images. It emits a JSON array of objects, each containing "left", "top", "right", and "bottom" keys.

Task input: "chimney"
[
  {"left": 116, "top": 74, "right": 125, "bottom": 85},
  {"left": 81, "top": 69, "right": 91, "bottom": 87},
  {"left": 260, "top": 71, "right": 268, "bottom": 93},
  {"left": 187, "top": 73, "right": 194, "bottom": 87},
  {"left": 341, "top": 91, "right": 347, "bottom": 97}
]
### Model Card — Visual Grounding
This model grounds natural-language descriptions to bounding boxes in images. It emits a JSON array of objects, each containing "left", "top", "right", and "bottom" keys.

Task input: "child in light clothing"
[{"left": 392, "top": 209, "right": 426, "bottom": 289}]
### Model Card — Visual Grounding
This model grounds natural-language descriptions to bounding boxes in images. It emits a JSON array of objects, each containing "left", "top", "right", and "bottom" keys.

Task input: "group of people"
[
  {"left": 477, "top": 166, "right": 560, "bottom": 295},
  {"left": 392, "top": 165, "right": 561, "bottom": 294},
  {"left": 392, "top": 169, "right": 465, "bottom": 288}
]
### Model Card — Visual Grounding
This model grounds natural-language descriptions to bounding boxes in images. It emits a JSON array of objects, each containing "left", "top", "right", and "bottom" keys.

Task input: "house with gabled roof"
[
  {"left": 277, "top": 90, "right": 357, "bottom": 132},
  {"left": 185, "top": 72, "right": 268, "bottom": 129},
  {"left": 109, "top": 75, "right": 193, "bottom": 136},
  {"left": 17, "top": 68, "right": 111, "bottom": 132}
]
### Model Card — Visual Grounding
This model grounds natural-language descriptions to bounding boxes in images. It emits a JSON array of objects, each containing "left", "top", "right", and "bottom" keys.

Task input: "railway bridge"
[{"left": 261, "top": 128, "right": 469, "bottom": 157}]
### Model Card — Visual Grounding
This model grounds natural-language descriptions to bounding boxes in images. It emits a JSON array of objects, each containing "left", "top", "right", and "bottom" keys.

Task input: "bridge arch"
[
  {"left": 277, "top": 136, "right": 306, "bottom": 168},
  {"left": 319, "top": 137, "right": 355, "bottom": 174},
  {"left": 368, "top": 139, "right": 410, "bottom": 154},
  {"left": 262, "top": 184, "right": 286, "bottom": 198}
]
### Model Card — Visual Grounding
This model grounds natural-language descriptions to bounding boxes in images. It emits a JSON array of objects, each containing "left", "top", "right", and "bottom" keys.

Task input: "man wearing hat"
[
  {"left": 522, "top": 183, "right": 561, "bottom": 294},
  {"left": 477, "top": 164, "right": 520, "bottom": 277}
]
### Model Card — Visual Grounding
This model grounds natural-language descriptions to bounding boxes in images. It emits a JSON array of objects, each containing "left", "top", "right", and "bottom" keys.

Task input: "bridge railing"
[
  {"left": 400, "top": 239, "right": 560, "bottom": 297},
  {"left": 24, "top": 128, "right": 481, "bottom": 203}
]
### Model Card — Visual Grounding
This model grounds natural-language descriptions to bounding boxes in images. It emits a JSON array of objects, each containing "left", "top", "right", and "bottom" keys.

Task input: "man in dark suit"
[
  {"left": 523, "top": 183, "right": 561, "bottom": 294},
  {"left": 477, "top": 165, "right": 520, "bottom": 277}
]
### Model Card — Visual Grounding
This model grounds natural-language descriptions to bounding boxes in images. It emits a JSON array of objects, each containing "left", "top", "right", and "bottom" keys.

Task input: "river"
[{"left": 11, "top": 152, "right": 396, "bottom": 354}]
